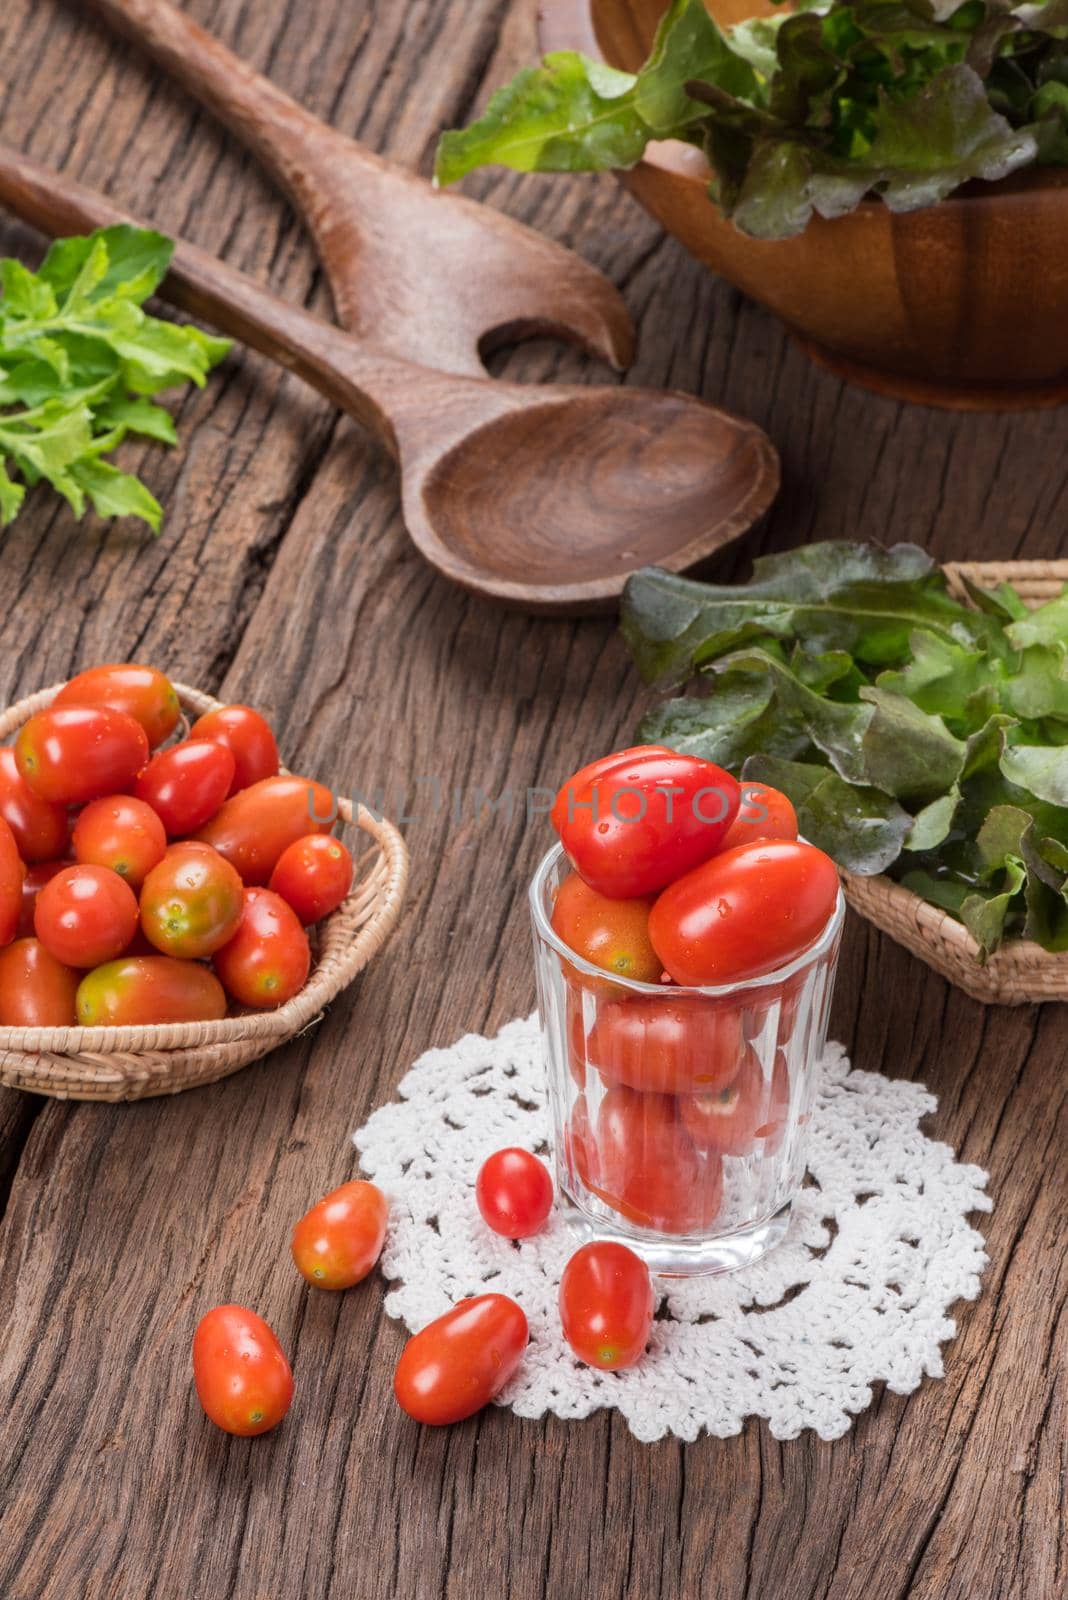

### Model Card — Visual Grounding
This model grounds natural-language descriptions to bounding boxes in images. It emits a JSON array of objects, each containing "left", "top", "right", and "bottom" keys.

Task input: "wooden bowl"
[
  {"left": 540, "top": 0, "right": 1068, "bottom": 409},
  {"left": 0, "top": 683, "right": 409, "bottom": 1101}
]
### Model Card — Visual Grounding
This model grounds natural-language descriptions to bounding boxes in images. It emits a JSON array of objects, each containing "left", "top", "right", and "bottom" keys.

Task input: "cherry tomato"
[
  {"left": 188, "top": 704, "right": 280, "bottom": 795},
  {"left": 16, "top": 706, "right": 149, "bottom": 805},
  {"left": 550, "top": 746, "right": 670, "bottom": 831},
  {"left": 269, "top": 835, "right": 353, "bottom": 924},
  {"left": 72, "top": 795, "right": 167, "bottom": 889},
  {"left": 0, "top": 938, "right": 79, "bottom": 1026},
  {"left": 649, "top": 839, "right": 840, "bottom": 987},
  {"left": 291, "top": 1179, "right": 389, "bottom": 1289},
  {"left": 193, "top": 1305, "right": 293, "bottom": 1437},
  {"left": 678, "top": 1047, "right": 770, "bottom": 1156},
  {"left": 0, "top": 747, "right": 69, "bottom": 861},
  {"left": 585, "top": 994, "right": 744, "bottom": 1095},
  {"left": 393, "top": 1294, "right": 528, "bottom": 1425},
  {"left": 721, "top": 783, "right": 799, "bottom": 850},
  {"left": 550, "top": 871, "right": 660, "bottom": 985},
  {"left": 559, "top": 1242, "right": 654, "bottom": 1370},
  {"left": 475, "top": 1148, "right": 553, "bottom": 1239},
  {"left": 552, "top": 749, "right": 741, "bottom": 899},
  {"left": 76, "top": 955, "right": 227, "bottom": 1026},
  {"left": 0, "top": 816, "right": 24, "bottom": 948},
  {"left": 54, "top": 663, "right": 180, "bottom": 749},
  {"left": 140, "top": 842, "right": 243, "bottom": 959},
  {"left": 34, "top": 863, "right": 139, "bottom": 967},
  {"left": 213, "top": 887, "right": 310, "bottom": 1008},
  {"left": 134, "top": 740, "right": 236, "bottom": 837},
  {"left": 587, "top": 1084, "right": 723, "bottom": 1234},
  {"left": 196, "top": 775, "right": 336, "bottom": 885},
  {"left": 17, "top": 859, "right": 69, "bottom": 938}
]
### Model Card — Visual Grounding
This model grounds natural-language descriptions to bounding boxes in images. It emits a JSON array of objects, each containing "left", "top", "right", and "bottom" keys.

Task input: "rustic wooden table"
[{"left": 0, "top": 3, "right": 1064, "bottom": 1597}]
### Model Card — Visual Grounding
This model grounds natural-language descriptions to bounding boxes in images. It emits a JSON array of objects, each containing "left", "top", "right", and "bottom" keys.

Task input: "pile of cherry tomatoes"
[{"left": 0, "top": 663, "right": 353, "bottom": 1029}]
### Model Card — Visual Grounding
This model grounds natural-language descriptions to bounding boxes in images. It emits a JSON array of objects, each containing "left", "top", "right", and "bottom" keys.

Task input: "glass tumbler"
[{"left": 530, "top": 843, "right": 845, "bottom": 1276}]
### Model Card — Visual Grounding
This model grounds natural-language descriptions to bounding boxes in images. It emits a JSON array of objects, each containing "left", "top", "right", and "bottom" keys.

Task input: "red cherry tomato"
[
  {"left": 0, "top": 816, "right": 24, "bottom": 948},
  {"left": 188, "top": 704, "right": 280, "bottom": 795},
  {"left": 193, "top": 1305, "right": 293, "bottom": 1437},
  {"left": 140, "top": 842, "right": 244, "bottom": 959},
  {"left": 650, "top": 839, "right": 840, "bottom": 986},
  {"left": 134, "top": 740, "right": 236, "bottom": 837},
  {"left": 195, "top": 775, "right": 336, "bottom": 885},
  {"left": 17, "top": 859, "right": 69, "bottom": 938},
  {"left": 72, "top": 795, "right": 167, "bottom": 889},
  {"left": 213, "top": 887, "right": 310, "bottom": 1008},
  {"left": 475, "top": 1148, "right": 554, "bottom": 1239},
  {"left": 552, "top": 749, "right": 741, "bottom": 899},
  {"left": 291, "top": 1180, "right": 389, "bottom": 1289},
  {"left": 678, "top": 1047, "right": 771, "bottom": 1157},
  {"left": 550, "top": 746, "right": 670, "bottom": 828},
  {"left": 0, "top": 748, "right": 69, "bottom": 862},
  {"left": 584, "top": 994, "right": 745, "bottom": 1095},
  {"left": 393, "top": 1294, "right": 528, "bottom": 1425},
  {"left": 54, "top": 663, "right": 180, "bottom": 749},
  {"left": 550, "top": 871, "right": 660, "bottom": 985},
  {"left": 559, "top": 1242, "right": 654, "bottom": 1370},
  {"left": 721, "top": 783, "right": 799, "bottom": 850},
  {"left": 268, "top": 835, "right": 353, "bottom": 925},
  {"left": 34, "top": 863, "right": 139, "bottom": 967},
  {"left": 587, "top": 1084, "right": 723, "bottom": 1234},
  {"left": 16, "top": 706, "right": 149, "bottom": 805},
  {"left": 0, "top": 938, "right": 79, "bottom": 1026},
  {"left": 76, "top": 955, "right": 227, "bottom": 1026}
]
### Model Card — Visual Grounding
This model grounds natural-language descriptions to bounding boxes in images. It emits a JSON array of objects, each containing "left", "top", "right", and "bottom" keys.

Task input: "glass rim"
[{"left": 529, "top": 840, "right": 845, "bottom": 1000}]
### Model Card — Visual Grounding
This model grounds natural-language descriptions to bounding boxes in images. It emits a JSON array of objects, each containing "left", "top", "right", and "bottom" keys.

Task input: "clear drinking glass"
[{"left": 530, "top": 843, "right": 845, "bottom": 1276}]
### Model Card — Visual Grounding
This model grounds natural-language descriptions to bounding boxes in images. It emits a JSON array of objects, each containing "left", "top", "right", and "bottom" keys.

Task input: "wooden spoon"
[
  {"left": 0, "top": 142, "right": 779, "bottom": 613},
  {"left": 79, "top": 0, "right": 634, "bottom": 378}
]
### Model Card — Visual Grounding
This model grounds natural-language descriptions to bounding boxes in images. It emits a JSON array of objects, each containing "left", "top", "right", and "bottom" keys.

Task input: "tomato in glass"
[
  {"left": 54, "top": 663, "right": 180, "bottom": 749},
  {"left": 16, "top": 706, "right": 149, "bottom": 805},
  {"left": 0, "top": 816, "right": 24, "bottom": 948},
  {"left": 549, "top": 745, "right": 670, "bottom": 835},
  {"left": 550, "top": 871, "right": 660, "bottom": 985},
  {"left": 559, "top": 1241, "right": 653, "bottom": 1370},
  {"left": 196, "top": 775, "right": 336, "bottom": 885},
  {"left": 188, "top": 704, "right": 280, "bottom": 795},
  {"left": 291, "top": 1179, "right": 389, "bottom": 1289},
  {"left": 34, "top": 863, "right": 139, "bottom": 967},
  {"left": 393, "top": 1294, "right": 528, "bottom": 1425},
  {"left": 72, "top": 795, "right": 167, "bottom": 889},
  {"left": 0, "top": 747, "right": 68, "bottom": 862},
  {"left": 268, "top": 834, "right": 352, "bottom": 924},
  {"left": 213, "top": 887, "right": 310, "bottom": 1008},
  {"left": 76, "top": 955, "right": 227, "bottom": 1026},
  {"left": 552, "top": 749, "right": 741, "bottom": 899},
  {"left": 134, "top": 740, "right": 236, "bottom": 837},
  {"left": 585, "top": 994, "right": 744, "bottom": 1095},
  {"left": 649, "top": 839, "right": 840, "bottom": 987},
  {"left": 193, "top": 1304, "right": 293, "bottom": 1437},
  {"left": 678, "top": 1047, "right": 769, "bottom": 1157},
  {"left": 475, "top": 1148, "right": 553, "bottom": 1239},
  {"left": 720, "top": 783, "right": 798, "bottom": 850},
  {"left": 588, "top": 1084, "right": 723, "bottom": 1234},
  {"left": 17, "top": 859, "right": 69, "bottom": 939},
  {"left": 0, "top": 938, "right": 79, "bottom": 1026},
  {"left": 140, "top": 842, "right": 243, "bottom": 959}
]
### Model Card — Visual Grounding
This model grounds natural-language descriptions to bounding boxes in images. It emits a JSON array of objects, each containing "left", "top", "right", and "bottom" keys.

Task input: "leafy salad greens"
[
  {"left": 436, "top": 0, "right": 1068, "bottom": 238},
  {"left": 0, "top": 225, "right": 229, "bottom": 532},
  {"left": 621, "top": 541, "right": 1068, "bottom": 956}
]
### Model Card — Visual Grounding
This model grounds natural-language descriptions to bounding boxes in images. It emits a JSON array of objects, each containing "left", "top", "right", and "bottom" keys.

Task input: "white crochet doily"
[{"left": 354, "top": 1015, "right": 991, "bottom": 1442}]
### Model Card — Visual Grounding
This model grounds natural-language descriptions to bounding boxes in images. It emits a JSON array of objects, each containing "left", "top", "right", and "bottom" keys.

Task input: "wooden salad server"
[
  {"left": 80, "top": 0, "right": 635, "bottom": 378},
  {"left": 0, "top": 143, "right": 779, "bottom": 612}
]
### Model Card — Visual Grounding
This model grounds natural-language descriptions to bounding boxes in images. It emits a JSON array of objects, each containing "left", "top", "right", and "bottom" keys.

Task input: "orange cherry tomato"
[
  {"left": 291, "top": 1180, "right": 389, "bottom": 1290},
  {"left": 76, "top": 956, "right": 227, "bottom": 1026},
  {"left": 720, "top": 783, "right": 799, "bottom": 850},
  {"left": 134, "top": 740, "right": 236, "bottom": 837},
  {"left": 213, "top": 887, "right": 310, "bottom": 1008},
  {"left": 54, "top": 663, "right": 180, "bottom": 748},
  {"left": 34, "top": 863, "right": 139, "bottom": 967},
  {"left": 559, "top": 1242, "right": 654, "bottom": 1371},
  {"left": 587, "top": 1084, "right": 723, "bottom": 1234},
  {"left": 188, "top": 704, "right": 280, "bottom": 795},
  {"left": 72, "top": 795, "right": 167, "bottom": 889},
  {"left": 140, "top": 842, "right": 244, "bottom": 959},
  {"left": 0, "top": 938, "right": 79, "bottom": 1026},
  {"left": 193, "top": 1305, "right": 293, "bottom": 1437},
  {"left": 550, "top": 871, "right": 660, "bottom": 985},
  {"left": 269, "top": 835, "right": 353, "bottom": 924},
  {"left": 0, "top": 816, "right": 24, "bottom": 948},
  {"left": 475, "top": 1148, "right": 553, "bottom": 1238},
  {"left": 195, "top": 775, "right": 336, "bottom": 885},
  {"left": 0, "top": 747, "right": 69, "bottom": 862},
  {"left": 16, "top": 705, "right": 149, "bottom": 805},
  {"left": 393, "top": 1294, "right": 528, "bottom": 1425},
  {"left": 17, "top": 859, "right": 69, "bottom": 939},
  {"left": 584, "top": 993, "right": 745, "bottom": 1095}
]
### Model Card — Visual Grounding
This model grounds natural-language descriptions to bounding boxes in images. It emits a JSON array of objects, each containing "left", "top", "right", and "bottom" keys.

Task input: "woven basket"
[
  {"left": 839, "top": 559, "right": 1068, "bottom": 1005},
  {"left": 0, "top": 683, "right": 408, "bottom": 1100}
]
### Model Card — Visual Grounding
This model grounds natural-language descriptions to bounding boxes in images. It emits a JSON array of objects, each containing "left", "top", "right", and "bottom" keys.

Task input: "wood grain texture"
[{"left": 0, "top": 3, "right": 1064, "bottom": 1599}]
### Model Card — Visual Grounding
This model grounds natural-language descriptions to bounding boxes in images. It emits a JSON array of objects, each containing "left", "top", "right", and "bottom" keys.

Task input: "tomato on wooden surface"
[
  {"left": 0, "top": 938, "right": 79, "bottom": 1027},
  {"left": 188, "top": 704, "right": 280, "bottom": 795},
  {"left": 268, "top": 834, "right": 352, "bottom": 924},
  {"left": 140, "top": 842, "right": 243, "bottom": 959},
  {"left": 585, "top": 993, "right": 745, "bottom": 1095},
  {"left": 213, "top": 887, "right": 310, "bottom": 1008},
  {"left": 393, "top": 1294, "right": 528, "bottom": 1425},
  {"left": 193, "top": 1305, "right": 293, "bottom": 1437},
  {"left": 54, "top": 664, "right": 180, "bottom": 749},
  {"left": 550, "top": 871, "right": 660, "bottom": 985},
  {"left": 720, "top": 783, "right": 798, "bottom": 851},
  {"left": 649, "top": 839, "right": 840, "bottom": 987},
  {"left": 76, "top": 956, "right": 227, "bottom": 1026},
  {"left": 552, "top": 749, "right": 741, "bottom": 899},
  {"left": 72, "top": 795, "right": 167, "bottom": 889},
  {"left": 587, "top": 1084, "right": 723, "bottom": 1234},
  {"left": 15, "top": 706, "right": 149, "bottom": 805},
  {"left": 475, "top": 1148, "right": 553, "bottom": 1239},
  {"left": 17, "top": 860, "right": 69, "bottom": 939},
  {"left": 0, "top": 816, "right": 24, "bottom": 948},
  {"left": 195, "top": 775, "right": 336, "bottom": 885},
  {"left": 678, "top": 1047, "right": 773, "bottom": 1157},
  {"left": 559, "top": 1242, "right": 654, "bottom": 1371},
  {"left": 0, "top": 748, "right": 69, "bottom": 862},
  {"left": 134, "top": 741, "right": 236, "bottom": 837},
  {"left": 34, "top": 864, "right": 139, "bottom": 967},
  {"left": 291, "top": 1180, "right": 389, "bottom": 1290}
]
